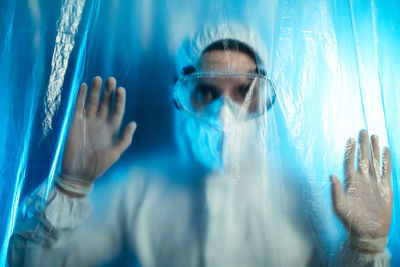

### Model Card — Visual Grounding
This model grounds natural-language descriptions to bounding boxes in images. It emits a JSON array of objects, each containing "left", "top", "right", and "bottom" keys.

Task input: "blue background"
[{"left": 0, "top": 0, "right": 399, "bottom": 265}]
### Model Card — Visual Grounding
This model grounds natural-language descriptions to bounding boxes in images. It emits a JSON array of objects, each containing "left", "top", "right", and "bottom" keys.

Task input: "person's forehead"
[{"left": 197, "top": 50, "right": 256, "bottom": 73}]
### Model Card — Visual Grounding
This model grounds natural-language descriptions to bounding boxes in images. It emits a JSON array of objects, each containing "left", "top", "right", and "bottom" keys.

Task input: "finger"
[
  {"left": 86, "top": 76, "right": 102, "bottom": 118},
  {"left": 97, "top": 77, "right": 116, "bottom": 119},
  {"left": 330, "top": 175, "right": 346, "bottom": 218},
  {"left": 109, "top": 87, "right": 126, "bottom": 131},
  {"left": 357, "top": 130, "right": 370, "bottom": 175},
  {"left": 112, "top": 122, "right": 137, "bottom": 157},
  {"left": 370, "top": 135, "right": 380, "bottom": 176},
  {"left": 73, "top": 83, "right": 87, "bottom": 119},
  {"left": 382, "top": 147, "right": 392, "bottom": 187},
  {"left": 344, "top": 138, "right": 356, "bottom": 188}
]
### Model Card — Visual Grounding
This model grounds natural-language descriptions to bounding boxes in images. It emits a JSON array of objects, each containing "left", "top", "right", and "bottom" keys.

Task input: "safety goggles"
[{"left": 173, "top": 71, "right": 276, "bottom": 127}]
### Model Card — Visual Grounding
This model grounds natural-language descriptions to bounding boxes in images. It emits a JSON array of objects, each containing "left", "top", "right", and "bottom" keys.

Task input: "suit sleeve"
[{"left": 7, "top": 178, "right": 127, "bottom": 267}]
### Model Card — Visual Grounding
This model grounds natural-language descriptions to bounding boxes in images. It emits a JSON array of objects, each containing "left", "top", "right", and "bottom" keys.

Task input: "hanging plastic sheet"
[{"left": 0, "top": 0, "right": 399, "bottom": 266}]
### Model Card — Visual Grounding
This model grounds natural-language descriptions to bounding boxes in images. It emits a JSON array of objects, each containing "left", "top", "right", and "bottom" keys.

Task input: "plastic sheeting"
[{"left": 1, "top": 0, "right": 399, "bottom": 266}]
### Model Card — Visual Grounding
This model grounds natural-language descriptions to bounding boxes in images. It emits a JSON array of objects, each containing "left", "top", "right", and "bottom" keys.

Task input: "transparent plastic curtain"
[{"left": 0, "top": 0, "right": 399, "bottom": 266}]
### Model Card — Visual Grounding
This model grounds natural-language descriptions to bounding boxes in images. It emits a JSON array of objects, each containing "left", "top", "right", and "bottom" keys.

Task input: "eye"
[
  {"left": 234, "top": 79, "right": 258, "bottom": 101},
  {"left": 193, "top": 83, "right": 221, "bottom": 105},
  {"left": 235, "top": 84, "right": 251, "bottom": 100}
]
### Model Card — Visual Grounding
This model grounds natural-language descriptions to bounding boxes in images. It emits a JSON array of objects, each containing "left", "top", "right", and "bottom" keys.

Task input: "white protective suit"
[{"left": 8, "top": 23, "right": 390, "bottom": 267}]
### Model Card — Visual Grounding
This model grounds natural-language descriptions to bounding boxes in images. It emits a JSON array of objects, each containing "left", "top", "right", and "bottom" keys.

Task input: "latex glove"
[
  {"left": 330, "top": 130, "right": 393, "bottom": 252},
  {"left": 60, "top": 77, "right": 136, "bottom": 195}
]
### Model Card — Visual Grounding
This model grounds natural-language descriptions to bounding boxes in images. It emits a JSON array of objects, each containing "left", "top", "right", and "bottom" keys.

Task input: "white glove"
[
  {"left": 58, "top": 76, "right": 136, "bottom": 197},
  {"left": 330, "top": 130, "right": 393, "bottom": 253}
]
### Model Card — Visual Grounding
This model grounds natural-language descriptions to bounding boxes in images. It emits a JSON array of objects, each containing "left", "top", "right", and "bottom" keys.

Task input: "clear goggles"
[{"left": 173, "top": 71, "right": 276, "bottom": 128}]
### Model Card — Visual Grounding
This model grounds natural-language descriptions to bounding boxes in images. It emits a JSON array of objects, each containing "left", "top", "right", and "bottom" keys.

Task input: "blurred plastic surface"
[{"left": 0, "top": 0, "right": 399, "bottom": 266}]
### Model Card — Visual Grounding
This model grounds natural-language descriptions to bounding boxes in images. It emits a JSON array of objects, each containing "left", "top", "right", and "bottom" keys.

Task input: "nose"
[{"left": 217, "top": 81, "right": 240, "bottom": 104}]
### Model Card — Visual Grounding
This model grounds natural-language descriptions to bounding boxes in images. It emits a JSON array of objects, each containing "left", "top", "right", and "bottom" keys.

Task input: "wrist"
[
  {"left": 348, "top": 235, "right": 388, "bottom": 254},
  {"left": 55, "top": 183, "right": 86, "bottom": 198},
  {"left": 55, "top": 173, "right": 94, "bottom": 197}
]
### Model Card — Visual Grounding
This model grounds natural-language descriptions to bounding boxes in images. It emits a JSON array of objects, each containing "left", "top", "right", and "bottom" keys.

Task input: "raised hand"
[
  {"left": 61, "top": 77, "right": 136, "bottom": 186},
  {"left": 330, "top": 130, "right": 393, "bottom": 242}
]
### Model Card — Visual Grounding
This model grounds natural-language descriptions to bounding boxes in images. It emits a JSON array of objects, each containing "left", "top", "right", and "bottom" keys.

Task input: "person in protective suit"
[{"left": 8, "top": 23, "right": 393, "bottom": 266}]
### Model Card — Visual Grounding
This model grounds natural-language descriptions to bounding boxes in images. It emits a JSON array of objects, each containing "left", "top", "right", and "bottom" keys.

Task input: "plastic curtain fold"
[{"left": 0, "top": 0, "right": 399, "bottom": 266}]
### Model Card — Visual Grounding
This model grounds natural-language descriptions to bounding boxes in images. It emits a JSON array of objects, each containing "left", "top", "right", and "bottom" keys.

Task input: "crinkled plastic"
[{"left": 1, "top": 0, "right": 399, "bottom": 266}]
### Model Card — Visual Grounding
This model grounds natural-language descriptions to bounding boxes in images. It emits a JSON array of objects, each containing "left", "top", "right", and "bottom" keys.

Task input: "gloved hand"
[
  {"left": 59, "top": 76, "right": 136, "bottom": 196},
  {"left": 330, "top": 130, "right": 393, "bottom": 253}
]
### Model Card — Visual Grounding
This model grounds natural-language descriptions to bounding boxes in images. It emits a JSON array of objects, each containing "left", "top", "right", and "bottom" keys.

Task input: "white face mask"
[
  {"left": 176, "top": 97, "right": 263, "bottom": 171},
  {"left": 218, "top": 97, "right": 244, "bottom": 128},
  {"left": 218, "top": 98, "right": 262, "bottom": 170}
]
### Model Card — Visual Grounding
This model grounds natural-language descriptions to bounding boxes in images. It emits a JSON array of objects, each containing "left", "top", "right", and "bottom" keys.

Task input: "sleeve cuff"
[{"left": 24, "top": 180, "right": 93, "bottom": 229}]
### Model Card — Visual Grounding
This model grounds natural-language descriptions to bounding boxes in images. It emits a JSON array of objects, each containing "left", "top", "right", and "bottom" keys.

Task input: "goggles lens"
[{"left": 174, "top": 72, "right": 276, "bottom": 126}]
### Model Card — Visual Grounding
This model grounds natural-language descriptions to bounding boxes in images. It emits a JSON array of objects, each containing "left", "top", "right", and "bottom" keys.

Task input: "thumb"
[
  {"left": 113, "top": 122, "right": 137, "bottom": 156},
  {"left": 330, "top": 175, "right": 346, "bottom": 217}
]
